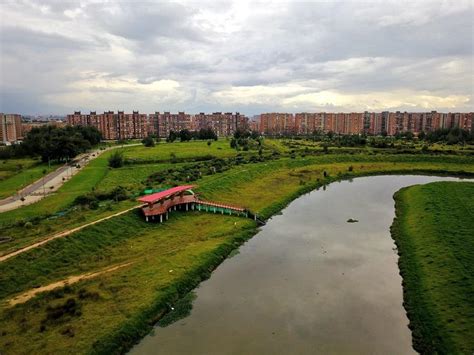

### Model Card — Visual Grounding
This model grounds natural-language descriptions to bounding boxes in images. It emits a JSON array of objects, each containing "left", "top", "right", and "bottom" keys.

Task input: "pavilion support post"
[
  {"left": 174, "top": 205, "right": 177, "bottom": 211},
  {"left": 166, "top": 212, "right": 169, "bottom": 220},
  {"left": 221, "top": 209, "right": 224, "bottom": 214},
  {"left": 160, "top": 215, "right": 163, "bottom": 223},
  {"left": 146, "top": 216, "right": 149, "bottom": 222},
  {"left": 186, "top": 203, "right": 188, "bottom": 211},
  {"left": 254, "top": 214, "right": 257, "bottom": 221}
]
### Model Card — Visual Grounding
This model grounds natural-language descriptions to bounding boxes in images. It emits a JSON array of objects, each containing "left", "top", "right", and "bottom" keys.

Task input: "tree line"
[
  {"left": 166, "top": 128, "right": 218, "bottom": 142},
  {"left": 0, "top": 125, "right": 102, "bottom": 161}
]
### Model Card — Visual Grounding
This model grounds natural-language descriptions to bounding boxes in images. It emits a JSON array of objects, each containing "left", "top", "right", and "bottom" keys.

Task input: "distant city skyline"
[{"left": 1, "top": 0, "right": 473, "bottom": 115}]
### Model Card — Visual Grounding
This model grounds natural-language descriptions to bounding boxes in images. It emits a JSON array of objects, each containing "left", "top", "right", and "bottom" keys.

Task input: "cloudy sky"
[{"left": 0, "top": 0, "right": 473, "bottom": 115}]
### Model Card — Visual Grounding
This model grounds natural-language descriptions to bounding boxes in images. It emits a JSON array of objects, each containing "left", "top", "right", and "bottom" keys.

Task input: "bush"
[
  {"left": 24, "top": 221, "right": 33, "bottom": 229},
  {"left": 141, "top": 136, "right": 155, "bottom": 147},
  {"left": 108, "top": 151, "right": 124, "bottom": 168}
]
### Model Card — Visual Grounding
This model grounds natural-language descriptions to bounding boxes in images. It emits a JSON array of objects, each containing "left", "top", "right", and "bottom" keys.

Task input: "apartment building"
[
  {"left": 67, "top": 111, "right": 248, "bottom": 139},
  {"left": 256, "top": 111, "right": 473, "bottom": 136},
  {"left": 66, "top": 111, "right": 148, "bottom": 140},
  {"left": 0, "top": 113, "right": 22, "bottom": 144}
]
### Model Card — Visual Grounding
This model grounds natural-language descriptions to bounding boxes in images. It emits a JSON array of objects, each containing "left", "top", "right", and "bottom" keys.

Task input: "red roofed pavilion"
[{"left": 137, "top": 185, "right": 252, "bottom": 223}]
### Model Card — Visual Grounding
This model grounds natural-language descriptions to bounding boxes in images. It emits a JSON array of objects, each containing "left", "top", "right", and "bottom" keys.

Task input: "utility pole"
[{"left": 42, "top": 169, "right": 47, "bottom": 196}]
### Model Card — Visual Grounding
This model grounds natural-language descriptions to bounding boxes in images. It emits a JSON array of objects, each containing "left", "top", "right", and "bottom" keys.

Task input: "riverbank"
[
  {"left": 1, "top": 155, "right": 474, "bottom": 354},
  {"left": 391, "top": 182, "right": 474, "bottom": 354}
]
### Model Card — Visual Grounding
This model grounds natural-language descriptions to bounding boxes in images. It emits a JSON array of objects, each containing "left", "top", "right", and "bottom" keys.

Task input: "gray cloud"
[{"left": 0, "top": 0, "right": 472, "bottom": 115}]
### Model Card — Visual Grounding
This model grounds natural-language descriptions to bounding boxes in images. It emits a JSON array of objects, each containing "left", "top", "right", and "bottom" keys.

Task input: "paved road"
[{"left": 0, "top": 144, "right": 140, "bottom": 213}]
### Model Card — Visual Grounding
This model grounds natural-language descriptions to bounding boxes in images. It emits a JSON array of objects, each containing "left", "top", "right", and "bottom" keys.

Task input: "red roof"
[{"left": 138, "top": 185, "right": 196, "bottom": 204}]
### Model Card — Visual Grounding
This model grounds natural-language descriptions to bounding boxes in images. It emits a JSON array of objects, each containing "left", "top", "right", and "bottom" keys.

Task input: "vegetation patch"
[
  {"left": 157, "top": 292, "right": 197, "bottom": 327},
  {"left": 391, "top": 182, "right": 474, "bottom": 354}
]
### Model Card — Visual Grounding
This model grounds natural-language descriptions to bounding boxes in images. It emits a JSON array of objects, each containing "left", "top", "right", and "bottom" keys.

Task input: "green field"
[
  {"left": 391, "top": 182, "right": 474, "bottom": 353},
  {"left": 121, "top": 139, "right": 237, "bottom": 162},
  {"left": 0, "top": 158, "right": 58, "bottom": 199},
  {"left": 0, "top": 140, "right": 474, "bottom": 354}
]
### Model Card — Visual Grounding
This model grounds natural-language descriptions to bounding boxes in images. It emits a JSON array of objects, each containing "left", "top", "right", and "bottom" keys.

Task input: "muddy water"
[{"left": 131, "top": 175, "right": 465, "bottom": 355}]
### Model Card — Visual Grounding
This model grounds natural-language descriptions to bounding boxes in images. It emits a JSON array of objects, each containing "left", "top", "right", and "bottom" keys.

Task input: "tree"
[
  {"left": 196, "top": 128, "right": 217, "bottom": 140},
  {"left": 22, "top": 125, "right": 102, "bottom": 162},
  {"left": 167, "top": 131, "right": 178, "bottom": 142},
  {"left": 179, "top": 129, "right": 193, "bottom": 142},
  {"left": 142, "top": 136, "right": 155, "bottom": 147},
  {"left": 108, "top": 151, "right": 124, "bottom": 168}
]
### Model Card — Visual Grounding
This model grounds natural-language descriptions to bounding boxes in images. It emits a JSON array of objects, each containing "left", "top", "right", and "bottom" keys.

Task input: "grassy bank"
[
  {"left": 0, "top": 158, "right": 58, "bottom": 199},
  {"left": 1, "top": 149, "right": 474, "bottom": 354},
  {"left": 391, "top": 182, "right": 474, "bottom": 353},
  {"left": 0, "top": 213, "right": 256, "bottom": 354}
]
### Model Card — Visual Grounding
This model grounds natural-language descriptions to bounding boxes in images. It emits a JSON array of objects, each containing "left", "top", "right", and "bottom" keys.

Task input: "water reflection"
[{"left": 131, "top": 175, "right": 467, "bottom": 355}]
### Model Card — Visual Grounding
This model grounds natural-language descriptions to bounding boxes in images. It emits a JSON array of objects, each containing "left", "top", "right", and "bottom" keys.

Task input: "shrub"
[
  {"left": 43, "top": 298, "right": 81, "bottom": 325},
  {"left": 108, "top": 151, "right": 124, "bottom": 168},
  {"left": 141, "top": 136, "right": 155, "bottom": 147}
]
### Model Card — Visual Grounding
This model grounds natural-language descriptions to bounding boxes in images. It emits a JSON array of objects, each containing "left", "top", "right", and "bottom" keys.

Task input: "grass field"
[
  {"left": 0, "top": 140, "right": 474, "bottom": 354},
  {"left": 391, "top": 182, "right": 474, "bottom": 354},
  {"left": 0, "top": 158, "right": 58, "bottom": 199},
  {"left": 121, "top": 139, "right": 237, "bottom": 162}
]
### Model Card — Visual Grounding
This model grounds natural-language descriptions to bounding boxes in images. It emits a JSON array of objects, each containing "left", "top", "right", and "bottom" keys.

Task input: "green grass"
[
  {"left": 121, "top": 139, "right": 237, "bottom": 162},
  {"left": 0, "top": 144, "right": 474, "bottom": 354},
  {"left": 0, "top": 212, "right": 256, "bottom": 354},
  {"left": 0, "top": 199, "right": 138, "bottom": 256},
  {"left": 96, "top": 163, "right": 181, "bottom": 192},
  {"left": 0, "top": 158, "right": 58, "bottom": 199},
  {"left": 391, "top": 182, "right": 474, "bottom": 353},
  {"left": 0, "top": 151, "right": 114, "bottom": 226}
]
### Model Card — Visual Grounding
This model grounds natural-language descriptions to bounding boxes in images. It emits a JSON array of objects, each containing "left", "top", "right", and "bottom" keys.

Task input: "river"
[{"left": 130, "top": 175, "right": 466, "bottom": 355}]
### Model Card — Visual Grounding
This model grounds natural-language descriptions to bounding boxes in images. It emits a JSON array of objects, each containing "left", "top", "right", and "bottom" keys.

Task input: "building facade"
[
  {"left": 67, "top": 111, "right": 249, "bottom": 139},
  {"left": 0, "top": 113, "right": 22, "bottom": 144},
  {"left": 254, "top": 111, "right": 473, "bottom": 136}
]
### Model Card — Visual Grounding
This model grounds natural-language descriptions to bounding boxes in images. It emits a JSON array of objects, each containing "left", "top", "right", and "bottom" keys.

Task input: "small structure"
[{"left": 138, "top": 185, "right": 253, "bottom": 223}]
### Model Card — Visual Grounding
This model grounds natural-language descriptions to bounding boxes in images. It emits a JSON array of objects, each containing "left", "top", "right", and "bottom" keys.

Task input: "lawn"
[
  {"left": 121, "top": 139, "right": 238, "bottom": 162},
  {"left": 391, "top": 182, "right": 474, "bottom": 353},
  {"left": 0, "top": 158, "right": 58, "bottom": 199}
]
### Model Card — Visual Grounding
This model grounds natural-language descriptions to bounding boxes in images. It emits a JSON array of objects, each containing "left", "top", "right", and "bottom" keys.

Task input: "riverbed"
[{"left": 130, "top": 175, "right": 466, "bottom": 354}]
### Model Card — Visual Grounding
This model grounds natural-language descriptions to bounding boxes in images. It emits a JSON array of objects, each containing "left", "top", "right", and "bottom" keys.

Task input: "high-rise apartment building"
[
  {"left": 255, "top": 111, "right": 472, "bottom": 136},
  {"left": 0, "top": 113, "right": 22, "bottom": 143},
  {"left": 67, "top": 111, "right": 248, "bottom": 139}
]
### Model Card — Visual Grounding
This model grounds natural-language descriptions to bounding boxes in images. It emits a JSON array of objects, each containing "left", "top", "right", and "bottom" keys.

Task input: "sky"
[{"left": 0, "top": 0, "right": 473, "bottom": 115}]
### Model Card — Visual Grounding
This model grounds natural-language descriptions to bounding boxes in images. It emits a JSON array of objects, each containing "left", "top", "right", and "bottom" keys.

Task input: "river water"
[{"left": 130, "top": 175, "right": 465, "bottom": 355}]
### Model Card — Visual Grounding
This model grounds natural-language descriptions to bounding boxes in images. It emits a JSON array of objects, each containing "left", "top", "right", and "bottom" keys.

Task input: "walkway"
[{"left": 0, "top": 205, "right": 142, "bottom": 263}]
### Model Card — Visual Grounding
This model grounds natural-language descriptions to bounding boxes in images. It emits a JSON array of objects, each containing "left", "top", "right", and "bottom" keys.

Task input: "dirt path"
[
  {"left": 0, "top": 205, "right": 143, "bottom": 263},
  {"left": 8, "top": 262, "right": 134, "bottom": 306}
]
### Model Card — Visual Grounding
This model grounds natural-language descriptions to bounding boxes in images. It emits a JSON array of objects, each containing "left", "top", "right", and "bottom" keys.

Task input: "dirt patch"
[{"left": 8, "top": 262, "right": 133, "bottom": 307}]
